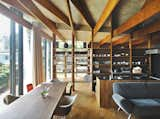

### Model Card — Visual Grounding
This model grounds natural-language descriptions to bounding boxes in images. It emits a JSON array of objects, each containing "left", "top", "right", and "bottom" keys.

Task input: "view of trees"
[{"left": 0, "top": 63, "right": 9, "bottom": 93}]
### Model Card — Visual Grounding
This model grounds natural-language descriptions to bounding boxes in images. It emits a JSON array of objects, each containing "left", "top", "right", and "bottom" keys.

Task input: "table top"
[{"left": 0, "top": 82, "right": 67, "bottom": 119}]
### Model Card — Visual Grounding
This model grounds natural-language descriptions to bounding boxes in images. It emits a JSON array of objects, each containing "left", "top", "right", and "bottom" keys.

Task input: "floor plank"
[{"left": 67, "top": 82, "right": 128, "bottom": 119}]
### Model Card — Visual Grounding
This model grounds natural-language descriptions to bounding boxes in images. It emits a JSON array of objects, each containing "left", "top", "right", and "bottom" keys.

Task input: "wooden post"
[
  {"left": 129, "top": 34, "right": 132, "bottom": 79},
  {"left": 110, "top": 17, "right": 113, "bottom": 80},
  {"left": 64, "top": 52, "right": 67, "bottom": 78},
  {"left": 87, "top": 44, "right": 90, "bottom": 74},
  {"left": 91, "top": 29, "right": 94, "bottom": 91},
  {"left": 148, "top": 34, "right": 151, "bottom": 77},
  {"left": 52, "top": 34, "right": 56, "bottom": 79},
  {"left": 110, "top": 38, "right": 113, "bottom": 79},
  {"left": 72, "top": 31, "right": 75, "bottom": 91}
]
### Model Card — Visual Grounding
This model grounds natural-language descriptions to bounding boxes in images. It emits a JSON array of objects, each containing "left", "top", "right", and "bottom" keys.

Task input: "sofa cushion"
[
  {"left": 113, "top": 82, "right": 160, "bottom": 99},
  {"left": 130, "top": 99, "right": 160, "bottom": 116},
  {"left": 113, "top": 82, "right": 148, "bottom": 99},
  {"left": 146, "top": 83, "right": 160, "bottom": 98}
]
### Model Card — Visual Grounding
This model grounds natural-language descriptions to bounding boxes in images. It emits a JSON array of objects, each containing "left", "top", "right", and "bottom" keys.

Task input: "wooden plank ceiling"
[{"left": 0, "top": 0, "right": 159, "bottom": 45}]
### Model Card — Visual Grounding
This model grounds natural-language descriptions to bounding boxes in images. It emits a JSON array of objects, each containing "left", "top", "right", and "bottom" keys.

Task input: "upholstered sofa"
[{"left": 112, "top": 82, "right": 160, "bottom": 119}]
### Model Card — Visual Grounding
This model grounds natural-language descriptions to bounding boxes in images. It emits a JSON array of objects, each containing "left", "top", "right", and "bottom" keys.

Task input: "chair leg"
[
  {"left": 117, "top": 107, "right": 121, "bottom": 111},
  {"left": 128, "top": 114, "right": 131, "bottom": 119},
  {"left": 52, "top": 115, "right": 66, "bottom": 119},
  {"left": 62, "top": 116, "right": 66, "bottom": 119},
  {"left": 52, "top": 116, "right": 59, "bottom": 119}
]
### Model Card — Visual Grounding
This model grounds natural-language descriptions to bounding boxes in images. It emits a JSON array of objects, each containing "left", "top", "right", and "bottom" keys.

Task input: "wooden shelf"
[
  {"left": 112, "top": 56, "right": 130, "bottom": 58},
  {"left": 112, "top": 64, "right": 130, "bottom": 66},
  {"left": 113, "top": 72, "right": 131, "bottom": 75}
]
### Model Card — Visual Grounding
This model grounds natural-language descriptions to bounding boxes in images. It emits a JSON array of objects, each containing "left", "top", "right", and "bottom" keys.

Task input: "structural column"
[
  {"left": 148, "top": 34, "right": 151, "bottom": 77},
  {"left": 110, "top": 17, "right": 113, "bottom": 80},
  {"left": 91, "top": 29, "right": 94, "bottom": 91},
  {"left": 52, "top": 34, "right": 56, "bottom": 79},
  {"left": 129, "top": 34, "right": 132, "bottom": 79},
  {"left": 72, "top": 32, "right": 75, "bottom": 91}
]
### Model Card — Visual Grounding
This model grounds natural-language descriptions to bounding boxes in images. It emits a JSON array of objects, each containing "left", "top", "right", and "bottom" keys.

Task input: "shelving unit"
[
  {"left": 132, "top": 48, "right": 149, "bottom": 79},
  {"left": 54, "top": 47, "right": 91, "bottom": 80},
  {"left": 92, "top": 48, "right": 111, "bottom": 91},
  {"left": 91, "top": 41, "right": 151, "bottom": 91},
  {"left": 112, "top": 46, "right": 131, "bottom": 80}
]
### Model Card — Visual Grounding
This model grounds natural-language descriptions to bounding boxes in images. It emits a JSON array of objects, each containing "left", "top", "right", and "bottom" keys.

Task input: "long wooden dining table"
[{"left": 0, "top": 82, "right": 67, "bottom": 119}]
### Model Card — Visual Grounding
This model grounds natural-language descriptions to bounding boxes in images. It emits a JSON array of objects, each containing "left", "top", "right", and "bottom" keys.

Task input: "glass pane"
[
  {"left": 0, "top": 13, "right": 10, "bottom": 110},
  {"left": 46, "top": 41, "right": 51, "bottom": 81},
  {"left": 23, "top": 27, "right": 33, "bottom": 94},
  {"left": 15, "top": 23, "right": 19, "bottom": 95}
]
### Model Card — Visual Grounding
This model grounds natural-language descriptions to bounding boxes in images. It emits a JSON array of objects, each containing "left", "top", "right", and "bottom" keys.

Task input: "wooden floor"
[{"left": 67, "top": 82, "right": 128, "bottom": 119}]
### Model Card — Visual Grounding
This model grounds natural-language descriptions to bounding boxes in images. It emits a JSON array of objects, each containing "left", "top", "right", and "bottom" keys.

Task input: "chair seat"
[
  {"left": 53, "top": 94, "right": 77, "bottom": 116},
  {"left": 130, "top": 99, "right": 160, "bottom": 116},
  {"left": 3, "top": 95, "right": 19, "bottom": 105},
  {"left": 53, "top": 106, "right": 72, "bottom": 116}
]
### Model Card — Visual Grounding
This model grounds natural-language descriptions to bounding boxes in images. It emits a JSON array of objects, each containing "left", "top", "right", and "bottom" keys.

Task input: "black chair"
[
  {"left": 3, "top": 95, "right": 19, "bottom": 105},
  {"left": 51, "top": 79, "right": 73, "bottom": 96},
  {"left": 52, "top": 94, "right": 77, "bottom": 119}
]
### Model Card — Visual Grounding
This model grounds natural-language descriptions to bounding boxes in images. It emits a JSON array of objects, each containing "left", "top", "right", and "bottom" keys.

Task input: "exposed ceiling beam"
[
  {"left": 40, "top": 30, "right": 53, "bottom": 41},
  {"left": 112, "top": 34, "right": 130, "bottom": 46},
  {"left": 71, "top": 0, "right": 95, "bottom": 28},
  {"left": 0, "top": 3, "right": 32, "bottom": 29},
  {"left": 132, "top": 37, "right": 146, "bottom": 46},
  {"left": 18, "top": 0, "right": 65, "bottom": 41},
  {"left": 1, "top": 0, "right": 34, "bottom": 17},
  {"left": 93, "top": 0, "right": 119, "bottom": 35},
  {"left": 99, "top": 34, "right": 111, "bottom": 46},
  {"left": 133, "top": 19, "right": 160, "bottom": 37},
  {"left": 34, "top": 0, "right": 70, "bottom": 27},
  {"left": 56, "top": 23, "right": 110, "bottom": 32},
  {"left": 113, "top": 0, "right": 160, "bottom": 36},
  {"left": 66, "top": 0, "right": 74, "bottom": 30}
]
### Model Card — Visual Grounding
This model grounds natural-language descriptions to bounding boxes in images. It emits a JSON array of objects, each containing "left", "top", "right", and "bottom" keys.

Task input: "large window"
[
  {"left": 0, "top": 11, "right": 33, "bottom": 96},
  {"left": 23, "top": 27, "right": 33, "bottom": 93},
  {"left": 0, "top": 13, "right": 10, "bottom": 111},
  {"left": 42, "top": 39, "right": 52, "bottom": 82},
  {"left": 0, "top": 14, "right": 10, "bottom": 95}
]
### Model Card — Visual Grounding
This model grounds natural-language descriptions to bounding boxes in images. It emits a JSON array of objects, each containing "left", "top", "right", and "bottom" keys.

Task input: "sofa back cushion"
[{"left": 113, "top": 82, "right": 160, "bottom": 99}]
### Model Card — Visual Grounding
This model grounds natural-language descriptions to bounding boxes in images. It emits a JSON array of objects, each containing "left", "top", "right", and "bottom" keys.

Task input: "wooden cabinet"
[
  {"left": 96, "top": 78, "right": 114, "bottom": 108},
  {"left": 96, "top": 78, "right": 119, "bottom": 108}
]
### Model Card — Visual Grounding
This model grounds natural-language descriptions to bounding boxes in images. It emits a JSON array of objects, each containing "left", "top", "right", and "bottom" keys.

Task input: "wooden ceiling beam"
[
  {"left": 112, "top": 35, "right": 130, "bottom": 46},
  {"left": 93, "top": 0, "right": 119, "bottom": 35},
  {"left": 132, "top": 38, "right": 146, "bottom": 46},
  {"left": 18, "top": 0, "right": 65, "bottom": 41},
  {"left": 0, "top": 3, "right": 32, "bottom": 29},
  {"left": 99, "top": 34, "right": 111, "bottom": 46},
  {"left": 1, "top": 0, "right": 34, "bottom": 17},
  {"left": 40, "top": 30, "right": 53, "bottom": 41},
  {"left": 66, "top": 0, "right": 74, "bottom": 31},
  {"left": 56, "top": 23, "right": 111, "bottom": 32},
  {"left": 113, "top": 0, "right": 160, "bottom": 36},
  {"left": 34, "top": 0, "right": 70, "bottom": 27},
  {"left": 133, "top": 19, "right": 160, "bottom": 37},
  {"left": 71, "top": 0, "right": 95, "bottom": 28}
]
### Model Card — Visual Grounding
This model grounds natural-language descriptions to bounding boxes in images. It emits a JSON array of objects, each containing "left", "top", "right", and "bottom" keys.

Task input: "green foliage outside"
[{"left": 0, "top": 63, "right": 9, "bottom": 92}]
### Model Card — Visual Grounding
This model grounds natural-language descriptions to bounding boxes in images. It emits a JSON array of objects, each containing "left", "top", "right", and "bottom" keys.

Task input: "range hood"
[{"left": 145, "top": 49, "right": 160, "bottom": 55}]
